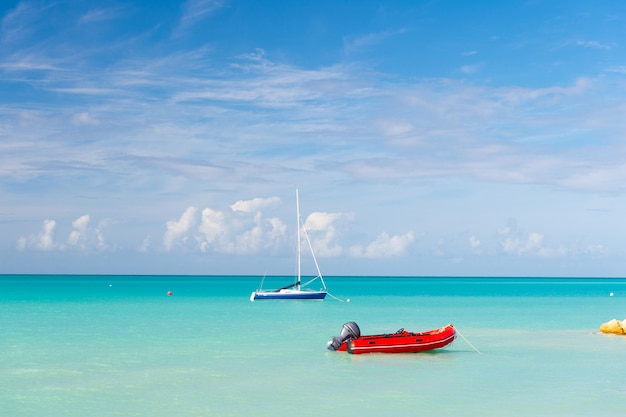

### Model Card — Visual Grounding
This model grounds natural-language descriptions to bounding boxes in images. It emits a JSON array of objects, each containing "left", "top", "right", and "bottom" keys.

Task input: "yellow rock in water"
[{"left": 600, "top": 319, "right": 625, "bottom": 335}]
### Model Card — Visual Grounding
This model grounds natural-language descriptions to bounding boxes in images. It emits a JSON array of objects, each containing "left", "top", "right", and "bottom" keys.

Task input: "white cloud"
[
  {"left": 71, "top": 112, "right": 99, "bottom": 126},
  {"left": 1, "top": 2, "right": 48, "bottom": 43},
  {"left": 267, "top": 217, "right": 287, "bottom": 241},
  {"left": 350, "top": 231, "right": 416, "bottom": 258},
  {"left": 375, "top": 119, "right": 413, "bottom": 137},
  {"left": 195, "top": 201, "right": 288, "bottom": 254},
  {"left": 175, "top": 0, "right": 226, "bottom": 36},
  {"left": 16, "top": 215, "right": 111, "bottom": 252},
  {"left": 583, "top": 244, "right": 608, "bottom": 257},
  {"left": 469, "top": 235, "right": 481, "bottom": 249},
  {"left": 78, "top": 7, "right": 126, "bottom": 24},
  {"left": 230, "top": 196, "right": 280, "bottom": 213},
  {"left": 500, "top": 230, "right": 569, "bottom": 258},
  {"left": 460, "top": 63, "right": 483, "bottom": 74},
  {"left": 231, "top": 212, "right": 269, "bottom": 254},
  {"left": 37, "top": 219, "right": 56, "bottom": 250},
  {"left": 164, "top": 198, "right": 349, "bottom": 256},
  {"left": 304, "top": 212, "right": 343, "bottom": 231},
  {"left": 198, "top": 207, "right": 227, "bottom": 252},
  {"left": 72, "top": 214, "right": 90, "bottom": 229},
  {"left": 139, "top": 236, "right": 151, "bottom": 253},
  {"left": 68, "top": 214, "right": 90, "bottom": 247},
  {"left": 163, "top": 198, "right": 418, "bottom": 260},
  {"left": 209, "top": 210, "right": 287, "bottom": 255},
  {"left": 343, "top": 28, "right": 410, "bottom": 54},
  {"left": 94, "top": 221, "right": 107, "bottom": 250},
  {"left": 574, "top": 40, "right": 615, "bottom": 50},
  {"left": 303, "top": 212, "right": 348, "bottom": 257},
  {"left": 163, "top": 206, "right": 198, "bottom": 250},
  {"left": 17, "top": 219, "right": 57, "bottom": 251}
]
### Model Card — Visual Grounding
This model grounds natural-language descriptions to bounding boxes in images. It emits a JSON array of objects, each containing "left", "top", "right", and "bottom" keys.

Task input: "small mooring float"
[{"left": 327, "top": 322, "right": 456, "bottom": 354}]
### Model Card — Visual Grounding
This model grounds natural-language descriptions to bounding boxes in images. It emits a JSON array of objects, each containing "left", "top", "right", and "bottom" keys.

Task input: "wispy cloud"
[
  {"left": 1, "top": 2, "right": 53, "bottom": 44},
  {"left": 2, "top": 41, "right": 624, "bottom": 203},
  {"left": 343, "top": 28, "right": 410, "bottom": 54},
  {"left": 78, "top": 6, "right": 127, "bottom": 24},
  {"left": 173, "top": 0, "right": 227, "bottom": 38},
  {"left": 0, "top": 56, "right": 60, "bottom": 71},
  {"left": 574, "top": 40, "right": 615, "bottom": 50},
  {"left": 460, "top": 62, "right": 484, "bottom": 74},
  {"left": 4, "top": 1, "right": 626, "bottom": 275}
]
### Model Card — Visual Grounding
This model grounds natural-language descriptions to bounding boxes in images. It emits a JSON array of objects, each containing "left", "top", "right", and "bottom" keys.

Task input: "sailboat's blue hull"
[{"left": 250, "top": 290, "right": 327, "bottom": 301}]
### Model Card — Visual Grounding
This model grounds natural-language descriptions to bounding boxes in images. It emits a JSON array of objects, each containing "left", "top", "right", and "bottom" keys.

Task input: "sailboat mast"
[{"left": 296, "top": 188, "right": 301, "bottom": 290}]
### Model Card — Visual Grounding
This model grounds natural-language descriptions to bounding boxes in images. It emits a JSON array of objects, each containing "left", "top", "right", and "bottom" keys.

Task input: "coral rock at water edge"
[{"left": 599, "top": 319, "right": 626, "bottom": 335}]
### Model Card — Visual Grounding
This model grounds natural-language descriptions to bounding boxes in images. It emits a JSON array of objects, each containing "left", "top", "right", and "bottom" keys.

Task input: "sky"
[{"left": 2, "top": 0, "right": 626, "bottom": 277}]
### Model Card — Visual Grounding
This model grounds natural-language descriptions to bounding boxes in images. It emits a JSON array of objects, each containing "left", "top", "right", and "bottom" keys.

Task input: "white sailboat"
[{"left": 250, "top": 189, "right": 328, "bottom": 301}]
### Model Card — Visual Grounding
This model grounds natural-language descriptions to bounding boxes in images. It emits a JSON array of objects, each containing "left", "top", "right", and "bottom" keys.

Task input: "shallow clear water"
[{"left": 1, "top": 275, "right": 626, "bottom": 416}]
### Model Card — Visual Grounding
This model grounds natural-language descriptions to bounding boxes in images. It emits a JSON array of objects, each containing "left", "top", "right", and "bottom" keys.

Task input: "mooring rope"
[
  {"left": 455, "top": 327, "right": 482, "bottom": 354},
  {"left": 327, "top": 292, "right": 350, "bottom": 302}
]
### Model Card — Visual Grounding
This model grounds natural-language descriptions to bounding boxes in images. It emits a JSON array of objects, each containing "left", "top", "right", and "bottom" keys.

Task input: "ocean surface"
[{"left": 2, "top": 275, "right": 626, "bottom": 417}]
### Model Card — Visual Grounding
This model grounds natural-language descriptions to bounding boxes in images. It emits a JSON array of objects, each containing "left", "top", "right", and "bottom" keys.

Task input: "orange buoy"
[{"left": 167, "top": 291, "right": 173, "bottom": 296}]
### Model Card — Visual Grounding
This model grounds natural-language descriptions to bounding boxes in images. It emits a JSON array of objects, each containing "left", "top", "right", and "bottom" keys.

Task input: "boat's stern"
[{"left": 327, "top": 321, "right": 361, "bottom": 351}]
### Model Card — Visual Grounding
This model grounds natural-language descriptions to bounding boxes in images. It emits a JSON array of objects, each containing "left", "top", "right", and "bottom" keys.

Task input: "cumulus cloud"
[
  {"left": 498, "top": 223, "right": 568, "bottom": 258},
  {"left": 164, "top": 197, "right": 289, "bottom": 254},
  {"left": 163, "top": 206, "right": 198, "bottom": 250},
  {"left": 230, "top": 196, "right": 280, "bottom": 213},
  {"left": 197, "top": 206, "right": 287, "bottom": 254},
  {"left": 17, "top": 219, "right": 57, "bottom": 250},
  {"left": 469, "top": 235, "right": 481, "bottom": 254},
  {"left": 38, "top": 219, "right": 56, "bottom": 250},
  {"left": 161, "top": 196, "right": 368, "bottom": 257},
  {"left": 303, "top": 212, "right": 349, "bottom": 257},
  {"left": 68, "top": 214, "right": 89, "bottom": 247},
  {"left": 162, "top": 197, "right": 422, "bottom": 259},
  {"left": 349, "top": 231, "right": 416, "bottom": 258},
  {"left": 232, "top": 212, "right": 265, "bottom": 253},
  {"left": 197, "top": 207, "right": 227, "bottom": 252},
  {"left": 502, "top": 232, "right": 543, "bottom": 255},
  {"left": 18, "top": 214, "right": 110, "bottom": 252}
]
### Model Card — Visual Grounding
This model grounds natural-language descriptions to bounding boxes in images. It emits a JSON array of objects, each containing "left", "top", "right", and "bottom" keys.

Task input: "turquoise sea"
[{"left": 2, "top": 275, "right": 626, "bottom": 416}]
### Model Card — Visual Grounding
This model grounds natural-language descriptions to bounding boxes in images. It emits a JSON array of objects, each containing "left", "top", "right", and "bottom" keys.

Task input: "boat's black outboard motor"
[{"left": 327, "top": 321, "right": 361, "bottom": 351}]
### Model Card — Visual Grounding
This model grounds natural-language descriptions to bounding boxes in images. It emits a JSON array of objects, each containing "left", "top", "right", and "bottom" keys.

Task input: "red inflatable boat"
[{"left": 327, "top": 322, "right": 456, "bottom": 354}]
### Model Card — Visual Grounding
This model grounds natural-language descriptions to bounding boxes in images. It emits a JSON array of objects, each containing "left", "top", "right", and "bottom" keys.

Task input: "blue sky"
[{"left": 2, "top": 0, "right": 626, "bottom": 277}]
